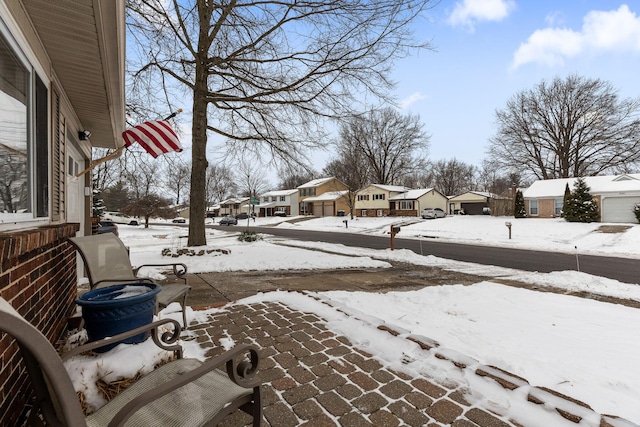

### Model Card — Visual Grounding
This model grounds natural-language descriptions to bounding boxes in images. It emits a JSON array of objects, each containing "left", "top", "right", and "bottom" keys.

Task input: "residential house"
[
  {"left": 219, "top": 197, "right": 250, "bottom": 217},
  {"left": 355, "top": 184, "right": 408, "bottom": 217},
  {"left": 447, "top": 191, "right": 503, "bottom": 215},
  {"left": 523, "top": 174, "right": 640, "bottom": 223},
  {"left": 389, "top": 188, "right": 448, "bottom": 217},
  {"left": 298, "top": 177, "right": 349, "bottom": 216},
  {"left": 0, "top": 1, "right": 125, "bottom": 425},
  {"left": 257, "top": 189, "right": 299, "bottom": 217}
]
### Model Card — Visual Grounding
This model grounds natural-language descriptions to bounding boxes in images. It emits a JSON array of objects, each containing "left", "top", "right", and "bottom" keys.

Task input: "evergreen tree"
[
  {"left": 514, "top": 190, "right": 526, "bottom": 218},
  {"left": 561, "top": 183, "right": 572, "bottom": 218},
  {"left": 564, "top": 178, "right": 600, "bottom": 223}
]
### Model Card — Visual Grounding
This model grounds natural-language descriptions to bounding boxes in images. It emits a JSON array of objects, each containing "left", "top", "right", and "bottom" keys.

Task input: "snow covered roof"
[
  {"left": 523, "top": 174, "right": 640, "bottom": 198},
  {"left": 303, "top": 190, "right": 348, "bottom": 202},
  {"left": 367, "top": 184, "right": 409, "bottom": 193},
  {"left": 389, "top": 188, "right": 435, "bottom": 200},
  {"left": 260, "top": 189, "right": 297, "bottom": 197},
  {"left": 220, "top": 197, "right": 249, "bottom": 205},
  {"left": 298, "top": 177, "right": 334, "bottom": 188}
]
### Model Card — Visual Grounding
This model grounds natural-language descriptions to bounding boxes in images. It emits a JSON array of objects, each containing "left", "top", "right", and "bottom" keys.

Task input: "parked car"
[
  {"left": 172, "top": 217, "right": 186, "bottom": 223},
  {"left": 219, "top": 216, "right": 238, "bottom": 226},
  {"left": 273, "top": 210, "right": 287, "bottom": 217},
  {"left": 235, "top": 212, "right": 249, "bottom": 220},
  {"left": 421, "top": 208, "right": 446, "bottom": 219},
  {"left": 128, "top": 220, "right": 139, "bottom": 226},
  {"left": 97, "top": 220, "right": 119, "bottom": 236}
]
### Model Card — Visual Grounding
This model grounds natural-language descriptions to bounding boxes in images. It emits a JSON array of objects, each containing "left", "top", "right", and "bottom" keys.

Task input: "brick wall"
[{"left": 0, "top": 223, "right": 79, "bottom": 426}]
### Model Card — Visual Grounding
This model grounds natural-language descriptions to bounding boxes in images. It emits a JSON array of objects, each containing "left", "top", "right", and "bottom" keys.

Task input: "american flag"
[{"left": 122, "top": 120, "right": 183, "bottom": 158}]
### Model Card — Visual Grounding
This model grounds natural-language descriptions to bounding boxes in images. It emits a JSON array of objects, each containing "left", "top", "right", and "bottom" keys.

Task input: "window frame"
[
  {"left": 529, "top": 199, "right": 539, "bottom": 216},
  {"left": 554, "top": 199, "right": 563, "bottom": 216},
  {"left": 0, "top": 22, "right": 50, "bottom": 225}
]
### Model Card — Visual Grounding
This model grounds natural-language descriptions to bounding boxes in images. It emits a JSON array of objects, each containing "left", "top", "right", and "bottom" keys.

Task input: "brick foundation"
[{"left": 0, "top": 223, "right": 79, "bottom": 426}]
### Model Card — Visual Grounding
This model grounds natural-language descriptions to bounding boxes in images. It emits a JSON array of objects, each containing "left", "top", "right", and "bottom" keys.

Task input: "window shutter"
[{"left": 50, "top": 88, "right": 65, "bottom": 221}]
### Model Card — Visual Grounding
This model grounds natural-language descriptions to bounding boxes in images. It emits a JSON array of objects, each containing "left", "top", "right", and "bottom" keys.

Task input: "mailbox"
[{"left": 392, "top": 226, "right": 400, "bottom": 234}]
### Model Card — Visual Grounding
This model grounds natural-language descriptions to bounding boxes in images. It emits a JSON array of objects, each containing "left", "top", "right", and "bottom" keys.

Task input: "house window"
[
  {"left": 399, "top": 200, "right": 414, "bottom": 210},
  {"left": 309, "top": 188, "right": 316, "bottom": 196},
  {"left": 263, "top": 197, "right": 269, "bottom": 202},
  {"left": 377, "top": 209, "right": 383, "bottom": 217},
  {"left": 554, "top": 199, "right": 563, "bottom": 216},
  {"left": 300, "top": 189, "right": 306, "bottom": 196},
  {"left": 361, "top": 209, "right": 367, "bottom": 217},
  {"left": 373, "top": 194, "right": 385, "bottom": 200},
  {"left": 357, "top": 194, "right": 369, "bottom": 201},
  {"left": 271, "top": 196, "right": 276, "bottom": 202},
  {"left": 280, "top": 195, "right": 285, "bottom": 202},
  {"left": 530, "top": 200, "right": 538, "bottom": 216},
  {"left": 0, "top": 29, "right": 49, "bottom": 222}
]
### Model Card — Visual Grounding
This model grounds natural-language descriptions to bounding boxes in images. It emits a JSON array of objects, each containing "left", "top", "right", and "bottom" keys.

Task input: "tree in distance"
[
  {"left": 488, "top": 74, "right": 640, "bottom": 181},
  {"left": 514, "top": 190, "right": 526, "bottom": 218}
]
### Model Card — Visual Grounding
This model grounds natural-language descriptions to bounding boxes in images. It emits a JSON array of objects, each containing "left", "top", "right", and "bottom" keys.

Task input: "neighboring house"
[
  {"left": 257, "top": 189, "right": 299, "bottom": 217},
  {"left": 448, "top": 191, "right": 502, "bottom": 215},
  {"left": 303, "top": 190, "right": 350, "bottom": 217},
  {"left": 0, "top": 1, "right": 125, "bottom": 425},
  {"left": 389, "top": 188, "right": 448, "bottom": 217},
  {"left": 523, "top": 174, "right": 640, "bottom": 223},
  {"left": 206, "top": 204, "right": 221, "bottom": 218},
  {"left": 219, "top": 197, "right": 250, "bottom": 217},
  {"left": 298, "top": 177, "right": 349, "bottom": 216},
  {"left": 355, "top": 184, "right": 408, "bottom": 217}
]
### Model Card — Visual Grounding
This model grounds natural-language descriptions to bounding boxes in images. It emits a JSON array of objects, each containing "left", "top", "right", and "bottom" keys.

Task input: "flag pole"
[{"left": 75, "top": 109, "right": 183, "bottom": 177}]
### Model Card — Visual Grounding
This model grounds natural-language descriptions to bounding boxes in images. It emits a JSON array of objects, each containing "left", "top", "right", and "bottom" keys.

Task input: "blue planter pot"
[{"left": 76, "top": 283, "right": 162, "bottom": 352}]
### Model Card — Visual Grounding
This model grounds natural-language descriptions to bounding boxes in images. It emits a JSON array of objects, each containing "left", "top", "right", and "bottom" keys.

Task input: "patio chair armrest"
[
  {"left": 62, "top": 319, "right": 183, "bottom": 360},
  {"left": 93, "top": 278, "right": 155, "bottom": 289},
  {"left": 106, "top": 344, "right": 260, "bottom": 427},
  {"left": 133, "top": 263, "right": 188, "bottom": 281}
]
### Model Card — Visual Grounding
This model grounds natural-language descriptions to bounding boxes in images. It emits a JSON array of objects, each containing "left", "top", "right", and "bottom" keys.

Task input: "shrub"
[{"left": 238, "top": 230, "right": 261, "bottom": 242}]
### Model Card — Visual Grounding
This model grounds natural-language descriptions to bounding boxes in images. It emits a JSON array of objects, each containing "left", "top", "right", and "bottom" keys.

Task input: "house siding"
[{"left": 0, "top": 223, "right": 79, "bottom": 426}]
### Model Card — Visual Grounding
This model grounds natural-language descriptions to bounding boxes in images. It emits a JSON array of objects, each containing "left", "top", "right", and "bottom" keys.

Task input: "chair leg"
[
  {"left": 252, "top": 386, "right": 262, "bottom": 427},
  {"left": 181, "top": 292, "right": 188, "bottom": 330}
]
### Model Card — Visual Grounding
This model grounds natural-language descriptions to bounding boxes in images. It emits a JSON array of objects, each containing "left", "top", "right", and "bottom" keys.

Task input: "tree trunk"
[{"left": 188, "top": 64, "right": 209, "bottom": 246}]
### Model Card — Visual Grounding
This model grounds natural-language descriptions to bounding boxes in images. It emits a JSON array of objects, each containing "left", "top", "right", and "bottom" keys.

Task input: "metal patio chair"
[
  {"left": 0, "top": 297, "right": 262, "bottom": 426},
  {"left": 69, "top": 233, "right": 191, "bottom": 328}
]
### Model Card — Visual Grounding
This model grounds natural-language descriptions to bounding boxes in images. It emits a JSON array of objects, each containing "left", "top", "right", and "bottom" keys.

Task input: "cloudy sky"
[{"left": 394, "top": 0, "right": 640, "bottom": 169}]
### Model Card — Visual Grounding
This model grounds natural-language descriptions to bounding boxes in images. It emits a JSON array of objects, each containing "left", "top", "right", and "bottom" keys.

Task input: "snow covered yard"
[{"left": 65, "top": 217, "right": 640, "bottom": 424}]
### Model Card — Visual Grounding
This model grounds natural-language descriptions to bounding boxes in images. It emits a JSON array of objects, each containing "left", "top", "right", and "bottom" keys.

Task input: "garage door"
[
  {"left": 602, "top": 197, "right": 640, "bottom": 223},
  {"left": 313, "top": 204, "right": 323, "bottom": 217},
  {"left": 323, "top": 204, "right": 333, "bottom": 217},
  {"left": 461, "top": 203, "right": 484, "bottom": 215}
]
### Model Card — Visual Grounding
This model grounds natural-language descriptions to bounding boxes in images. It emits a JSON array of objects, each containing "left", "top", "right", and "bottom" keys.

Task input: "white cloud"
[
  {"left": 448, "top": 0, "right": 515, "bottom": 30},
  {"left": 399, "top": 92, "right": 427, "bottom": 109},
  {"left": 512, "top": 5, "right": 640, "bottom": 69}
]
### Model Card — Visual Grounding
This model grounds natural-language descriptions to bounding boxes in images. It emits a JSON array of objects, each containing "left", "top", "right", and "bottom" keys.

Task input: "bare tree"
[
  {"left": 430, "top": 158, "right": 476, "bottom": 196},
  {"left": 126, "top": 0, "right": 436, "bottom": 245},
  {"left": 277, "top": 165, "right": 318, "bottom": 190},
  {"left": 322, "top": 157, "right": 370, "bottom": 218},
  {"left": 476, "top": 160, "right": 526, "bottom": 195},
  {"left": 488, "top": 74, "right": 640, "bottom": 180},
  {"left": 336, "top": 107, "right": 430, "bottom": 185},
  {"left": 398, "top": 171, "right": 433, "bottom": 189},
  {"left": 205, "top": 164, "right": 237, "bottom": 209},
  {"left": 119, "top": 151, "right": 175, "bottom": 226},
  {"left": 164, "top": 159, "right": 191, "bottom": 205},
  {"left": 236, "top": 159, "right": 269, "bottom": 197}
]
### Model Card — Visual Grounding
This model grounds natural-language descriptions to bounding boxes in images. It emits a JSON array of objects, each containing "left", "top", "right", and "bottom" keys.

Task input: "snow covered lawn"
[{"left": 65, "top": 218, "right": 640, "bottom": 423}]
